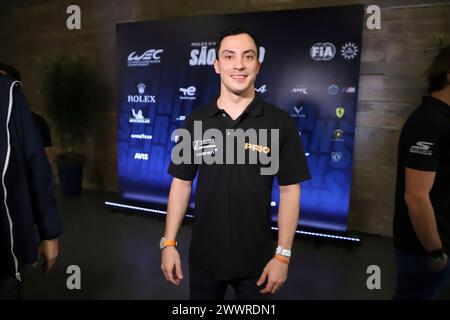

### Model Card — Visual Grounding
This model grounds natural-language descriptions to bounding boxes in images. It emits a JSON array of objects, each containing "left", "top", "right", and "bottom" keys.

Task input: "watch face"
[{"left": 159, "top": 237, "right": 165, "bottom": 249}]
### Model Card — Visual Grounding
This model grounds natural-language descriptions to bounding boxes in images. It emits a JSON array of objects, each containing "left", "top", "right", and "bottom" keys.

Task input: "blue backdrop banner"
[{"left": 116, "top": 5, "right": 364, "bottom": 232}]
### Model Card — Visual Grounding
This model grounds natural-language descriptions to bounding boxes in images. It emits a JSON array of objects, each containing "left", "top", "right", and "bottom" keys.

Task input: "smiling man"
[{"left": 161, "top": 26, "right": 310, "bottom": 300}]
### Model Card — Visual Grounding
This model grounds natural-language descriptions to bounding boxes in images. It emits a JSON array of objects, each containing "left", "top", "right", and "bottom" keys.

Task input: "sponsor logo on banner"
[
  {"left": 328, "top": 84, "right": 339, "bottom": 95},
  {"left": 189, "top": 41, "right": 266, "bottom": 65},
  {"left": 310, "top": 42, "right": 336, "bottom": 61},
  {"left": 341, "top": 86, "right": 356, "bottom": 93},
  {"left": 131, "top": 134, "right": 153, "bottom": 140},
  {"left": 336, "top": 107, "right": 345, "bottom": 118},
  {"left": 333, "top": 129, "right": 344, "bottom": 141},
  {"left": 409, "top": 141, "right": 434, "bottom": 156},
  {"left": 176, "top": 115, "right": 186, "bottom": 121},
  {"left": 341, "top": 42, "right": 359, "bottom": 60},
  {"left": 134, "top": 153, "right": 149, "bottom": 160},
  {"left": 127, "top": 49, "right": 163, "bottom": 66},
  {"left": 128, "top": 83, "right": 156, "bottom": 103},
  {"left": 179, "top": 86, "right": 197, "bottom": 100},
  {"left": 291, "top": 105, "right": 306, "bottom": 118},
  {"left": 255, "top": 84, "right": 267, "bottom": 93},
  {"left": 331, "top": 152, "right": 343, "bottom": 163},
  {"left": 291, "top": 87, "right": 308, "bottom": 94},
  {"left": 189, "top": 41, "right": 217, "bottom": 66},
  {"left": 129, "top": 109, "right": 150, "bottom": 124}
]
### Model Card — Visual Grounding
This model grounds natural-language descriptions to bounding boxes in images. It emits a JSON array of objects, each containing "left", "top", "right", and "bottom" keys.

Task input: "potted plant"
[{"left": 41, "top": 55, "right": 100, "bottom": 196}]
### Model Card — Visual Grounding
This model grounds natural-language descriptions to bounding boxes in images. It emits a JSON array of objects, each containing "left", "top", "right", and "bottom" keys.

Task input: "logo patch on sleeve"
[{"left": 409, "top": 141, "right": 434, "bottom": 156}]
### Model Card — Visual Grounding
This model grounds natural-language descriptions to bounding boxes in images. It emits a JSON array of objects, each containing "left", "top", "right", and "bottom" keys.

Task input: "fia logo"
[{"left": 310, "top": 42, "right": 336, "bottom": 61}]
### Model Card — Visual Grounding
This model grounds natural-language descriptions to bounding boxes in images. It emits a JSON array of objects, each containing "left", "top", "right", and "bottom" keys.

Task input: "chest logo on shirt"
[
  {"left": 244, "top": 143, "right": 270, "bottom": 154},
  {"left": 172, "top": 121, "right": 280, "bottom": 175},
  {"left": 193, "top": 138, "right": 218, "bottom": 156},
  {"left": 409, "top": 141, "right": 434, "bottom": 156}
]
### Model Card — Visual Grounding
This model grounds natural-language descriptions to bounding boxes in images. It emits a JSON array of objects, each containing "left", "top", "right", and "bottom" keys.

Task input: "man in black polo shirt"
[
  {"left": 393, "top": 46, "right": 450, "bottom": 299},
  {"left": 161, "top": 26, "right": 310, "bottom": 300}
]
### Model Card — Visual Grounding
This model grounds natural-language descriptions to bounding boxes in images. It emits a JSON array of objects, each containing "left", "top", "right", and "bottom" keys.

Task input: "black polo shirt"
[
  {"left": 393, "top": 96, "right": 450, "bottom": 254},
  {"left": 168, "top": 95, "right": 310, "bottom": 280}
]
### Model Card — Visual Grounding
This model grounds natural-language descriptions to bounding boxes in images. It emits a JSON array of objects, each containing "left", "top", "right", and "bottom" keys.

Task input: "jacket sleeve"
[{"left": 13, "top": 87, "right": 62, "bottom": 240}]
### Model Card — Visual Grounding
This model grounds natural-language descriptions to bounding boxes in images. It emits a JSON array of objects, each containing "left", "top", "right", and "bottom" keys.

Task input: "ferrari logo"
[{"left": 336, "top": 107, "right": 345, "bottom": 118}]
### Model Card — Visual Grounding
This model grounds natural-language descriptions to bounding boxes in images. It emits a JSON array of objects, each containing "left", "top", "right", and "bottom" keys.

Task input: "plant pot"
[{"left": 57, "top": 163, "right": 84, "bottom": 196}]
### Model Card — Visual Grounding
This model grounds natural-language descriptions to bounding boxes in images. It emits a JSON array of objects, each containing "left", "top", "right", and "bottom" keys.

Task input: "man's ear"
[{"left": 213, "top": 59, "right": 220, "bottom": 74}]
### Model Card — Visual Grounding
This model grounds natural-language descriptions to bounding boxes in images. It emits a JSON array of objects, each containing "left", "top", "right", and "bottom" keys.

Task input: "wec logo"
[{"left": 128, "top": 49, "right": 164, "bottom": 66}]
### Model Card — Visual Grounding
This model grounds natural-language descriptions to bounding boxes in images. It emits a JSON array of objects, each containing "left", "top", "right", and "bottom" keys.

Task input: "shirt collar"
[
  {"left": 207, "top": 94, "right": 263, "bottom": 118},
  {"left": 422, "top": 95, "right": 450, "bottom": 114}
]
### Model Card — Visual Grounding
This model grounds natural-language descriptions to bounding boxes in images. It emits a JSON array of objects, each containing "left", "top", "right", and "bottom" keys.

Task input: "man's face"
[{"left": 214, "top": 33, "right": 260, "bottom": 96}]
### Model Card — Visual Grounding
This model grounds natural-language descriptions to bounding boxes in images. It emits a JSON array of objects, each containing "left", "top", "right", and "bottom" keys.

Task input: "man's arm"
[
  {"left": 277, "top": 184, "right": 301, "bottom": 251},
  {"left": 404, "top": 167, "right": 448, "bottom": 271},
  {"left": 257, "top": 183, "right": 300, "bottom": 294},
  {"left": 15, "top": 88, "right": 61, "bottom": 274},
  {"left": 161, "top": 177, "right": 192, "bottom": 286},
  {"left": 404, "top": 168, "right": 441, "bottom": 251}
]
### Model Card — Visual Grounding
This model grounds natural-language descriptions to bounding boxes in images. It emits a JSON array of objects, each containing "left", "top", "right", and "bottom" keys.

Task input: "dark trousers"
[
  {"left": 0, "top": 275, "right": 20, "bottom": 300},
  {"left": 393, "top": 250, "right": 450, "bottom": 300},
  {"left": 189, "top": 266, "right": 272, "bottom": 300}
]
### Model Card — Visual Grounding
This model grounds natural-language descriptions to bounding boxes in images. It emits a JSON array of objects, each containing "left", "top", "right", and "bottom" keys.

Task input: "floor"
[{"left": 20, "top": 189, "right": 450, "bottom": 300}]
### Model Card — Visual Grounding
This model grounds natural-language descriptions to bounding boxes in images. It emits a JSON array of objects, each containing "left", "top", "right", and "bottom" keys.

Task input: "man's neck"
[
  {"left": 217, "top": 88, "right": 255, "bottom": 120},
  {"left": 431, "top": 87, "right": 450, "bottom": 107}
]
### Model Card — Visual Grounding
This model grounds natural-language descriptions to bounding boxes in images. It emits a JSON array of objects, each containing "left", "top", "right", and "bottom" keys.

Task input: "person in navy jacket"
[{"left": 0, "top": 66, "right": 62, "bottom": 299}]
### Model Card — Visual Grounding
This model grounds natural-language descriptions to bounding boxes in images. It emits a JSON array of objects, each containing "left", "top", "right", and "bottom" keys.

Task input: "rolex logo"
[{"left": 137, "top": 83, "right": 146, "bottom": 94}]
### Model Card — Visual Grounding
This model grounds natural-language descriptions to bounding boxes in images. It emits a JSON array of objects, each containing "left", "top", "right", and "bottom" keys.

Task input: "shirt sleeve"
[
  {"left": 167, "top": 115, "right": 198, "bottom": 181},
  {"left": 276, "top": 116, "right": 311, "bottom": 185},
  {"left": 401, "top": 119, "right": 441, "bottom": 172}
]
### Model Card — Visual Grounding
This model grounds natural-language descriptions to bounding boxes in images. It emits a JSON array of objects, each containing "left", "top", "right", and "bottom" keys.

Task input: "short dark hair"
[
  {"left": 425, "top": 45, "right": 450, "bottom": 93},
  {"left": 0, "top": 62, "right": 22, "bottom": 81},
  {"left": 215, "top": 26, "right": 260, "bottom": 60}
]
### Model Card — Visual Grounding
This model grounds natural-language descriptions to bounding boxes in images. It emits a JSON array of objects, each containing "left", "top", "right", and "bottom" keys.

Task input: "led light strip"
[
  {"left": 271, "top": 227, "right": 360, "bottom": 242},
  {"left": 105, "top": 201, "right": 360, "bottom": 242},
  {"left": 104, "top": 201, "right": 195, "bottom": 218}
]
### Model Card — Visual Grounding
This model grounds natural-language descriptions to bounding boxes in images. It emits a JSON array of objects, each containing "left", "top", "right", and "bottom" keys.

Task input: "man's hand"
[
  {"left": 428, "top": 254, "right": 448, "bottom": 273},
  {"left": 257, "top": 257, "right": 289, "bottom": 294},
  {"left": 35, "top": 239, "right": 59, "bottom": 275},
  {"left": 161, "top": 246, "right": 184, "bottom": 286}
]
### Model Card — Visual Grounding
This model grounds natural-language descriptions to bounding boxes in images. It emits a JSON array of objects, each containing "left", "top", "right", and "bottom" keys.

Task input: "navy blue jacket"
[{"left": 0, "top": 75, "right": 62, "bottom": 280}]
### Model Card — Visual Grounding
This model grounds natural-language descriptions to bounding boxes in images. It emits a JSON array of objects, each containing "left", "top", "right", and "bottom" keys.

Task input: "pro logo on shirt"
[
  {"left": 409, "top": 141, "right": 434, "bottom": 156},
  {"left": 244, "top": 143, "right": 270, "bottom": 154}
]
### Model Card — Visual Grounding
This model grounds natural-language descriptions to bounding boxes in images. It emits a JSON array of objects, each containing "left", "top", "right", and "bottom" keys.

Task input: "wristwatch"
[
  {"left": 275, "top": 246, "right": 291, "bottom": 258},
  {"left": 160, "top": 237, "right": 177, "bottom": 250},
  {"left": 429, "top": 248, "right": 446, "bottom": 261}
]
